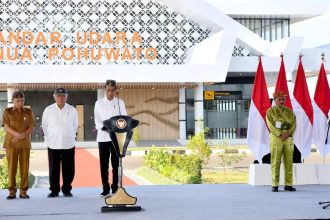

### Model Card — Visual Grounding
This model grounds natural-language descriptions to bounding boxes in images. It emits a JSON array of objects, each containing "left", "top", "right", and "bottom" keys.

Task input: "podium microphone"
[{"left": 116, "top": 91, "right": 121, "bottom": 116}]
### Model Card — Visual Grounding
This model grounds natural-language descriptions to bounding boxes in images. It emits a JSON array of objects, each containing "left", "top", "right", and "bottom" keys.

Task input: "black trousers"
[
  {"left": 98, "top": 141, "right": 119, "bottom": 193},
  {"left": 48, "top": 147, "right": 75, "bottom": 194},
  {"left": 257, "top": 145, "right": 302, "bottom": 164}
]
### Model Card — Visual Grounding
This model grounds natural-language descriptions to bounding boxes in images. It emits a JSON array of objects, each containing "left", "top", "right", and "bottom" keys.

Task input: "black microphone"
[{"left": 116, "top": 91, "right": 121, "bottom": 116}]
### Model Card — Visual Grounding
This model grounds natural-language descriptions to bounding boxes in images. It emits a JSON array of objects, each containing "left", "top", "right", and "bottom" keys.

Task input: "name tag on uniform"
[{"left": 275, "top": 121, "right": 281, "bottom": 129}]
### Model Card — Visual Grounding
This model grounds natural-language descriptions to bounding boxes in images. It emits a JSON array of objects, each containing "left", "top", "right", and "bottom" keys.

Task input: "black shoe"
[
  {"left": 112, "top": 188, "right": 118, "bottom": 194},
  {"left": 63, "top": 192, "right": 73, "bottom": 197},
  {"left": 19, "top": 194, "right": 30, "bottom": 199},
  {"left": 100, "top": 191, "right": 110, "bottom": 197},
  {"left": 284, "top": 186, "right": 296, "bottom": 191},
  {"left": 47, "top": 192, "right": 59, "bottom": 198},
  {"left": 6, "top": 195, "right": 16, "bottom": 200},
  {"left": 271, "top": 186, "right": 278, "bottom": 192}
]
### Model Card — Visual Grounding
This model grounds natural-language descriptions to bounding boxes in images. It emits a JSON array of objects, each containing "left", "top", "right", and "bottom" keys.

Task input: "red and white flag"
[
  {"left": 275, "top": 55, "right": 292, "bottom": 109},
  {"left": 313, "top": 62, "right": 330, "bottom": 156},
  {"left": 247, "top": 57, "right": 271, "bottom": 163},
  {"left": 292, "top": 58, "right": 313, "bottom": 159}
]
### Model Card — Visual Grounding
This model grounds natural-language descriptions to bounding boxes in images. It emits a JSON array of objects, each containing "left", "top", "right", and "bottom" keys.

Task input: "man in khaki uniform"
[
  {"left": 266, "top": 90, "right": 296, "bottom": 192},
  {"left": 2, "top": 91, "right": 35, "bottom": 199}
]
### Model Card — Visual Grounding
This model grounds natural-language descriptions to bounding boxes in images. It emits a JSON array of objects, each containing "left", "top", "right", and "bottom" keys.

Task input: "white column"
[
  {"left": 286, "top": 71, "right": 294, "bottom": 96},
  {"left": 179, "top": 88, "right": 186, "bottom": 141},
  {"left": 286, "top": 71, "right": 293, "bottom": 82},
  {"left": 97, "top": 89, "right": 105, "bottom": 99},
  {"left": 194, "top": 82, "right": 204, "bottom": 134},
  {"left": 7, "top": 88, "right": 15, "bottom": 107}
]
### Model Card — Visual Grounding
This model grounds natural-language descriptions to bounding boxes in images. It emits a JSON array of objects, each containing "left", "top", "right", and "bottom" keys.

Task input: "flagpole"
[
  {"left": 322, "top": 52, "right": 326, "bottom": 164},
  {"left": 294, "top": 54, "right": 313, "bottom": 161},
  {"left": 326, "top": 119, "right": 330, "bottom": 164},
  {"left": 246, "top": 55, "right": 271, "bottom": 163}
]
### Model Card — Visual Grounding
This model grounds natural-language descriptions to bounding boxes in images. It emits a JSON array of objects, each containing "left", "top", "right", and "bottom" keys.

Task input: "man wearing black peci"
[
  {"left": 42, "top": 88, "right": 78, "bottom": 198},
  {"left": 94, "top": 80, "right": 127, "bottom": 197}
]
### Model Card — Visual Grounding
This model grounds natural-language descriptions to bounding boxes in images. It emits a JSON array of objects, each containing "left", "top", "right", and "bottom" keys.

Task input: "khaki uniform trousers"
[
  {"left": 6, "top": 148, "right": 30, "bottom": 196},
  {"left": 270, "top": 134, "right": 294, "bottom": 187}
]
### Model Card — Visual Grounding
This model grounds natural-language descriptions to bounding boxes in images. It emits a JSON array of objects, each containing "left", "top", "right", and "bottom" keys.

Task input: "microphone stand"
[
  {"left": 116, "top": 92, "right": 123, "bottom": 189},
  {"left": 319, "top": 118, "right": 330, "bottom": 209}
]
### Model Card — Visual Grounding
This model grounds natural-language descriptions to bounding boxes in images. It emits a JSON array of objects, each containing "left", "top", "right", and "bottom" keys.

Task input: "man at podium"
[{"left": 94, "top": 80, "right": 127, "bottom": 197}]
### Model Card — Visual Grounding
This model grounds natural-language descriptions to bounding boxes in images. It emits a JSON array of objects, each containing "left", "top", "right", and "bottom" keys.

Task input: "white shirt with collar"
[
  {"left": 42, "top": 103, "right": 78, "bottom": 149},
  {"left": 94, "top": 96, "right": 127, "bottom": 142}
]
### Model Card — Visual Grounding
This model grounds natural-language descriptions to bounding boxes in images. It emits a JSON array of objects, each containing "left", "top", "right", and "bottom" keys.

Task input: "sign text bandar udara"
[{"left": 0, "top": 31, "right": 158, "bottom": 61}]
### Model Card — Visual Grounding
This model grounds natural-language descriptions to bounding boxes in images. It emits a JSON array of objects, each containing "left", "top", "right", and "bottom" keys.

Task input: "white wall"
[
  {"left": 0, "top": 0, "right": 329, "bottom": 84},
  {"left": 291, "top": 8, "right": 330, "bottom": 48},
  {"left": 0, "top": 65, "right": 227, "bottom": 83}
]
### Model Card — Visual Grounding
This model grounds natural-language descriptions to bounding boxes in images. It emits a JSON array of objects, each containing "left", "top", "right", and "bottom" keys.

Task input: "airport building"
[{"left": 0, "top": 0, "right": 329, "bottom": 142}]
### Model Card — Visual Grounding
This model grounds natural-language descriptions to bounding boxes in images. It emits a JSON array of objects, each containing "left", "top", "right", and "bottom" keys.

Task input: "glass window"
[
  {"left": 203, "top": 98, "right": 250, "bottom": 139},
  {"left": 264, "top": 19, "right": 271, "bottom": 41},
  {"left": 232, "top": 16, "right": 290, "bottom": 42},
  {"left": 283, "top": 19, "right": 290, "bottom": 38}
]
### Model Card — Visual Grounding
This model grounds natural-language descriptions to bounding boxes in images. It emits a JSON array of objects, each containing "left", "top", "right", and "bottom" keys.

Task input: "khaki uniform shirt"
[
  {"left": 266, "top": 105, "right": 296, "bottom": 137},
  {"left": 2, "top": 107, "right": 35, "bottom": 149}
]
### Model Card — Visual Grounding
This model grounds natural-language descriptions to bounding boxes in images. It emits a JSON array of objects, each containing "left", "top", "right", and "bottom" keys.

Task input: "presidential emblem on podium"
[{"left": 101, "top": 115, "right": 141, "bottom": 212}]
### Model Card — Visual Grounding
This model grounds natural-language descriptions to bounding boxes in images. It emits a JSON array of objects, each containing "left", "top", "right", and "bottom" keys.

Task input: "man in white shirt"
[
  {"left": 42, "top": 88, "right": 78, "bottom": 198},
  {"left": 94, "top": 80, "right": 127, "bottom": 197}
]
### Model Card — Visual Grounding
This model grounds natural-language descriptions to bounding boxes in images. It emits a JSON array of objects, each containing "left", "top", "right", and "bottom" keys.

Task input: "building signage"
[
  {"left": 0, "top": 31, "right": 157, "bottom": 62},
  {"left": 204, "top": 91, "right": 215, "bottom": 100},
  {"left": 204, "top": 91, "right": 242, "bottom": 100}
]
